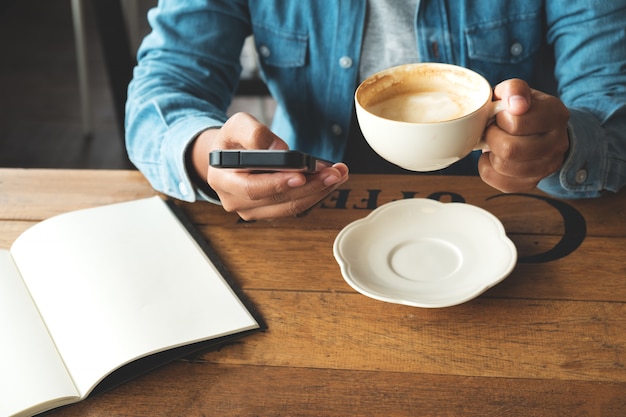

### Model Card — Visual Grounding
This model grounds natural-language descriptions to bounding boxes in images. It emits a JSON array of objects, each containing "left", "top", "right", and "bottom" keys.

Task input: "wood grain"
[
  {"left": 193, "top": 291, "right": 626, "bottom": 383},
  {"left": 0, "top": 169, "right": 157, "bottom": 220},
  {"left": 48, "top": 363, "right": 626, "bottom": 417},
  {"left": 2, "top": 169, "right": 625, "bottom": 417},
  {"left": 178, "top": 174, "right": 625, "bottom": 238},
  {"left": 198, "top": 226, "right": 626, "bottom": 302},
  {"left": 2, "top": 220, "right": 624, "bottom": 302}
]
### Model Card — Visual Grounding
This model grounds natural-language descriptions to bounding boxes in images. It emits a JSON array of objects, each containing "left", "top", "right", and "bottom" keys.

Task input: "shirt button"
[
  {"left": 339, "top": 56, "right": 353, "bottom": 68},
  {"left": 575, "top": 169, "right": 588, "bottom": 184},
  {"left": 331, "top": 124, "right": 343, "bottom": 136},
  {"left": 178, "top": 182, "right": 189, "bottom": 196},
  {"left": 510, "top": 42, "right": 523, "bottom": 56},
  {"left": 259, "top": 45, "right": 271, "bottom": 58}
]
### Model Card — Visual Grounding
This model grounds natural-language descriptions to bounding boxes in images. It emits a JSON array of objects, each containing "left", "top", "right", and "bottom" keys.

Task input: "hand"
[
  {"left": 190, "top": 112, "right": 349, "bottom": 220},
  {"left": 478, "top": 79, "right": 570, "bottom": 193}
]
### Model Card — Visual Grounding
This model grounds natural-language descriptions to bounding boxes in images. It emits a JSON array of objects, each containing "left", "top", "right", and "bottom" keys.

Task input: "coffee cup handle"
[{"left": 473, "top": 100, "right": 506, "bottom": 151}]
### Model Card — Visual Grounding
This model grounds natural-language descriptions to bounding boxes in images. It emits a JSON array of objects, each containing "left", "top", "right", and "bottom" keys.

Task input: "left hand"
[{"left": 478, "top": 79, "right": 570, "bottom": 193}]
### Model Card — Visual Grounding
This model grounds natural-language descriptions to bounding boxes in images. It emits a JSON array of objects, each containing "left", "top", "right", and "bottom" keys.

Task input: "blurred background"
[{"left": 0, "top": 0, "right": 273, "bottom": 170}]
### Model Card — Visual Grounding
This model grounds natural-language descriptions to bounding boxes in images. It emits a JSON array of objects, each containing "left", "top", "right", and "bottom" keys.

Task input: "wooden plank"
[
  {"left": 199, "top": 225, "right": 626, "bottom": 302},
  {"left": 47, "top": 363, "right": 626, "bottom": 417},
  {"left": 178, "top": 175, "right": 625, "bottom": 238},
  {"left": 2, "top": 169, "right": 623, "bottom": 238},
  {"left": 0, "top": 169, "right": 156, "bottom": 220},
  {"left": 2, "top": 169, "right": 625, "bottom": 417},
  {"left": 0, "top": 220, "right": 34, "bottom": 249},
  {"left": 200, "top": 292, "right": 626, "bottom": 383},
  {"left": 2, "top": 221, "right": 624, "bottom": 302}
]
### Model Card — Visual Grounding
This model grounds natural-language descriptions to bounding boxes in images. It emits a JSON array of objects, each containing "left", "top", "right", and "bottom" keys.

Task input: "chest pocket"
[
  {"left": 250, "top": 23, "right": 313, "bottom": 145},
  {"left": 465, "top": 12, "right": 543, "bottom": 77},
  {"left": 252, "top": 23, "right": 308, "bottom": 68}
]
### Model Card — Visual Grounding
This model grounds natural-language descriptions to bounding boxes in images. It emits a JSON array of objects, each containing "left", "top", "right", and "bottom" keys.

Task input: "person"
[{"left": 126, "top": 0, "right": 626, "bottom": 220}]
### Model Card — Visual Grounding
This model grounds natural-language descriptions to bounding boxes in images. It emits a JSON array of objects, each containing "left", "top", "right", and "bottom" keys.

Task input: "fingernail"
[
  {"left": 508, "top": 95, "right": 528, "bottom": 109},
  {"left": 287, "top": 176, "right": 305, "bottom": 187},
  {"left": 323, "top": 174, "right": 340, "bottom": 186}
]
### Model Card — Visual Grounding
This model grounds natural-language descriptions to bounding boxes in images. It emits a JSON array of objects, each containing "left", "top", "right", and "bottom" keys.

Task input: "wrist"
[{"left": 185, "top": 128, "right": 220, "bottom": 200}]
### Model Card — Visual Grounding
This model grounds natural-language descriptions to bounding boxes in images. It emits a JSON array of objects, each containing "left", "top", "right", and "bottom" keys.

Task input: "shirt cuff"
[
  {"left": 160, "top": 115, "right": 223, "bottom": 203},
  {"left": 538, "top": 109, "right": 608, "bottom": 199}
]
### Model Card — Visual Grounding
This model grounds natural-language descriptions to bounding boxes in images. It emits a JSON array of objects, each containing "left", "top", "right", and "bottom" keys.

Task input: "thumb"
[
  {"left": 268, "top": 137, "right": 290, "bottom": 151},
  {"left": 226, "top": 112, "right": 290, "bottom": 150},
  {"left": 493, "top": 78, "right": 531, "bottom": 116}
]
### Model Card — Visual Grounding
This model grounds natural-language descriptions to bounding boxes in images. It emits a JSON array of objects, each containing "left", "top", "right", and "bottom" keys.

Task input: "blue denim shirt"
[{"left": 126, "top": 0, "right": 626, "bottom": 202}]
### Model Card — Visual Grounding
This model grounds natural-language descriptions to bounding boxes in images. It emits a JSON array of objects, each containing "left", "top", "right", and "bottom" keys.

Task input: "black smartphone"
[{"left": 209, "top": 150, "right": 332, "bottom": 173}]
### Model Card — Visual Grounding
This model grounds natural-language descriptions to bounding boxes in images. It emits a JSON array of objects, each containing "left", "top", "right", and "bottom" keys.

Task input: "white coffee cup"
[{"left": 354, "top": 63, "right": 504, "bottom": 171}]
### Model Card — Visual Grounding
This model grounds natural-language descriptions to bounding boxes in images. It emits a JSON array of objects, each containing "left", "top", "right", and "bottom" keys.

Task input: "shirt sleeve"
[
  {"left": 539, "top": 1, "right": 626, "bottom": 198},
  {"left": 538, "top": 109, "right": 625, "bottom": 198},
  {"left": 125, "top": 0, "right": 250, "bottom": 202}
]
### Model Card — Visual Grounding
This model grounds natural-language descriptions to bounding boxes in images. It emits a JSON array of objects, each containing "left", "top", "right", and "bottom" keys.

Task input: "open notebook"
[{"left": 0, "top": 196, "right": 265, "bottom": 417}]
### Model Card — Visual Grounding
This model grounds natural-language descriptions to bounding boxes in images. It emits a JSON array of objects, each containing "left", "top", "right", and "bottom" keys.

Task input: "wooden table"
[{"left": 1, "top": 168, "right": 625, "bottom": 417}]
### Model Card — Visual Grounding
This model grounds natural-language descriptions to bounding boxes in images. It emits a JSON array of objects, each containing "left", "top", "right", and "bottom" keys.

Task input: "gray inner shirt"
[{"left": 358, "top": 0, "right": 420, "bottom": 82}]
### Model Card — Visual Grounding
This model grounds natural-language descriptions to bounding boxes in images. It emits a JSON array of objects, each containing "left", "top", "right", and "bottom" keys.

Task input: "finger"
[
  {"left": 493, "top": 79, "right": 531, "bottom": 116},
  {"left": 478, "top": 153, "right": 543, "bottom": 193},
  {"left": 484, "top": 123, "right": 565, "bottom": 162},
  {"left": 220, "top": 112, "right": 290, "bottom": 150},
  {"left": 238, "top": 163, "right": 348, "bottom": 201},
  {"left": 236, "top": 173, "right": 350, "bottom": 221},
  {"left": 494, "top": 90, "right": 569, "bottom": 136},
  {"left": 212, "top": 170, "right": 304, "bottom": 212},
  {"left": 482, "top": 147, "right": 563, "bottom": 179},
  {"left": 212, "top": 164, "right": 348, "bottom": 213}
]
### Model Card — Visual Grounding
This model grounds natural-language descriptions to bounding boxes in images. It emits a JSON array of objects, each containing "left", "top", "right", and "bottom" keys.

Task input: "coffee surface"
[{"left": 368, "top": 91, "right": 470, "bottom": 123}]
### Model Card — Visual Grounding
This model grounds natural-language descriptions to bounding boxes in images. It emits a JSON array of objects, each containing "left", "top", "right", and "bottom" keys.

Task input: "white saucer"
[{"left": 333, "top": 199, "right": 517, "bottom": 308}]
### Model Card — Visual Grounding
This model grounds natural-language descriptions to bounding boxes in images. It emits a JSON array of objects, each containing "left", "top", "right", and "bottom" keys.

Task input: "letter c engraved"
[{"left": 487, "top": 193, "right": 587, "bottom": 263}]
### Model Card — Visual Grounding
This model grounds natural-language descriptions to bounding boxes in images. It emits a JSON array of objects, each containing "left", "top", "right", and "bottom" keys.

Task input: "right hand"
[{"left": 190, "top": 112, "right": 349, "bottom": 220}]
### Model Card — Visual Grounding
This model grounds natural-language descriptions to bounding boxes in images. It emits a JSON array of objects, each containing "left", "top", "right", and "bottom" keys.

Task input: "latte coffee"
[
  {"left": 354, "top": 63, "right": 503, "bottom": 172},
  {"left": 367, "top": 91, "right": 469, "bottom": 123}
]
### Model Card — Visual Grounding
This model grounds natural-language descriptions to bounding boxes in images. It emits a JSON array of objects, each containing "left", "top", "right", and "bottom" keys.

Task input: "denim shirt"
[{"left": 126, "top": 0, "right": 626, "bottom": 202}]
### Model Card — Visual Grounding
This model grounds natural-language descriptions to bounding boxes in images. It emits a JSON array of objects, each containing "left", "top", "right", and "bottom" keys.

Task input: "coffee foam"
[
  {"left": 357, "top": 64, "right": 490, "bottom": 123},
  {"left": 367, "top": 91, "right": 469, "bottom": 123}
]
